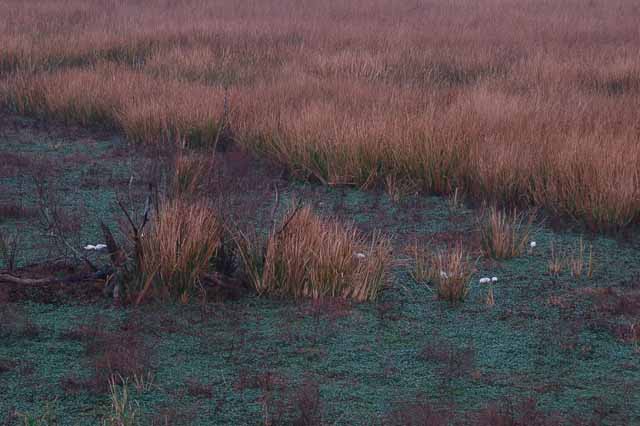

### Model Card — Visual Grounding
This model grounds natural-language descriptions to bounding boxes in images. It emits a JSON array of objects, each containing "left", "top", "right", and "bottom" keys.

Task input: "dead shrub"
[{"left": 237, "top": 204, "right": 391, "bottom": 302}]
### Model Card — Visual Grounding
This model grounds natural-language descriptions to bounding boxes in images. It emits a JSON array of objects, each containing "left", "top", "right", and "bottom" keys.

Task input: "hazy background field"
[{"left": 1, "top": 0, "right": 639, "bottom": 230}]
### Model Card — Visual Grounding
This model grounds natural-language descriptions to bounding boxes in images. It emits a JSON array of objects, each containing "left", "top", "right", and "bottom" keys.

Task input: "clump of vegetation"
[
  {"left": 237, "top": 204, "right": 391, "bottom": 302},
  {"left": 169, "top": 149, "right": 210, "bottom": 198},
  {"left": 547, "top": 237, "right": 595, "bottom": 279},
  {"left": 479, "top": 207, "right": 533, "bottom": 259},
  {"left": 135, "top": 198, "right": 223, "bottom": 303},
  {"left": 427, "top": 244, "right": 476, "bottom": 303},
  {"left": 548, "top": 241, "right": 563, "bottom": 276},
  {"left": 104, "top": 376, "right": 139, "bottom": 426},
  {"left": 568, "top": 237, "right": 594, "bottom": 279},
  {"left": 409, "top": 239, "right": 431, "bottom": 285}
]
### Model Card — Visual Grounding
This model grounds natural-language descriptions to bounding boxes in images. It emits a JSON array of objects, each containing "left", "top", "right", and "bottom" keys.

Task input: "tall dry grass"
[
  {"left": 237, "top": 205, "right": 391, "bottom": 302},
  {"left": 479, "top": 207, "right": 534, "bottom": 260},
  {"left": 136, "top": 198, "right": 223, "bottom": 302},
  {"left": 427, "top": 244, "right": 476, "bottom": 303},
  {"left": 1, "top": 0, "right": 639, "bottom": 230}
]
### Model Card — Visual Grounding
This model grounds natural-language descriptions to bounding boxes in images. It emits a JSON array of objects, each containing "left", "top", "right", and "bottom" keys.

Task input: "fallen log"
[
  {"left": 0, "top": 269, "right": 111, "bottom": 287},
  {"left": 0, "top": 273, "right": 55, "bottom": 286}
]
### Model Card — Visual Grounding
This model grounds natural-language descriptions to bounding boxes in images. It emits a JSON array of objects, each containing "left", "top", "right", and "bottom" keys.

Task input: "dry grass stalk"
[
  {"left": 384, "top": 175, "right": 402, "bottom": 203},
  {"left": 587, "top": 244, "right": 595, "bottom": 279},
  {"left": 447, "top": 187, "right": 464, "bottom": 211},
  {"left": 237, "top": 205, "right": 391, "bottom": 302},
  {"left": 486, "top": 285, "right": 495, "bottom": 307},
  {"left": 568, "top": 238, "right": 584, "bottom": 278},
  {"left": 409, "top": 240, "right": 430, "bottom": 285},
  {"left": 548, "top": 241, "right": 563, "bottom": 277},
  {"left": 169, "top": 149, "right": 210, "bottom": 199},
  {"left": 104, "top": 376, "right": 139, "bottom": 426},
  {"left": 479, "top": 207, "right": 533, "bottom": 259},
  {"left": 568, "top": 237, "right": 594, "bottom": 279}
]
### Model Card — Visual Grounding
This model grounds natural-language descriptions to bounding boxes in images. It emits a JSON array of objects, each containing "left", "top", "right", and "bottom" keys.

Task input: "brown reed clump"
[
  {"left": 479, "top": 207, "right": 533, "bottom": 260},
  {"left": 237, "top": 205, "right": 391, "bottom": 302},
  {"left": 427, "top": 244, "right": 476, "bottom": 303},
  {"left": 136, "top": 198, "right": 223, "bottom": 302}
]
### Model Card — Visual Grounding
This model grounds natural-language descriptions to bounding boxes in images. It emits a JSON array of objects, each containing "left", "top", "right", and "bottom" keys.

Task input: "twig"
[
  {"left": 274, "top": 199, "right": 303, "bottom": 237},
  {"left": 117, "top": 197, "right": 139, "bottom": 235},
  {"left": 212, "top": 87, "right": 229, "bottom": 154},
  {"left": 100, "top": 222, "right": 126, "bottom": 267},
  {"left": 269, "top": 184, "right": 280, "bottom": 232}
]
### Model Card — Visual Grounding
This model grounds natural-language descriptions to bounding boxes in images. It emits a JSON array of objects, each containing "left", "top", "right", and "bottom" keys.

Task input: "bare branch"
[
  {"left": 138, "top": 185, "right": 153, "bottom": 234},
  {"left": 100, "top": 221, "right": 127, "bottom": 267},
  {"left": 38, "top": 205, "right": 97, "bottom": 272},
  {"left": 117, "top": 197, "right": 138, "bottom": 235},
  {"left": 274, "top": 198, "right": 303, "bottom": 237}
]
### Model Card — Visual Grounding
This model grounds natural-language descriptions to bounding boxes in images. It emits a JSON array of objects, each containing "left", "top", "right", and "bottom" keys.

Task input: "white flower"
[
  {"left": 85, "top": 243, "right": 108, "bottom": 251},
  {"left": 479, "top": 277, "right": 491, "bottom": 284},
  {"left": 530, "top": 241, "right": 537, "bottom": 248},
  {"left": 491, "top": 277, "right": 498, "bottom": 283},
  {"left": 354, "top": 252, "right": 366, "bottom": 259},
  {"left": 440, "top": 271, "right": 449, "bottom": 279}
]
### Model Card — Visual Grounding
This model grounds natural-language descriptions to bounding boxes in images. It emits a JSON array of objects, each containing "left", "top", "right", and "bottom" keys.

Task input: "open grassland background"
[{"left": 1, "top": 0, "right": 639, "bottom": 230}]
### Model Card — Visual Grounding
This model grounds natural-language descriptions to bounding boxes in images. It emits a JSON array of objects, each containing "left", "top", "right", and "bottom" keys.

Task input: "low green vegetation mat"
[{"left": 1, "top": 115, "right": 639, "bottom": 425}]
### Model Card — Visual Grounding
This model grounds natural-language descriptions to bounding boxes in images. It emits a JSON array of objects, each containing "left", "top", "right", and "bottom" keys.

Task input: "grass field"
[
  {"left": 1, "top": 0, "right": 639, "bottom": 229},
  {"left": 1, "top": 1, "right": 640, "bottom": 424},
  {"left": 1, "top": 114, "right": 639, "bottom": 425}
]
